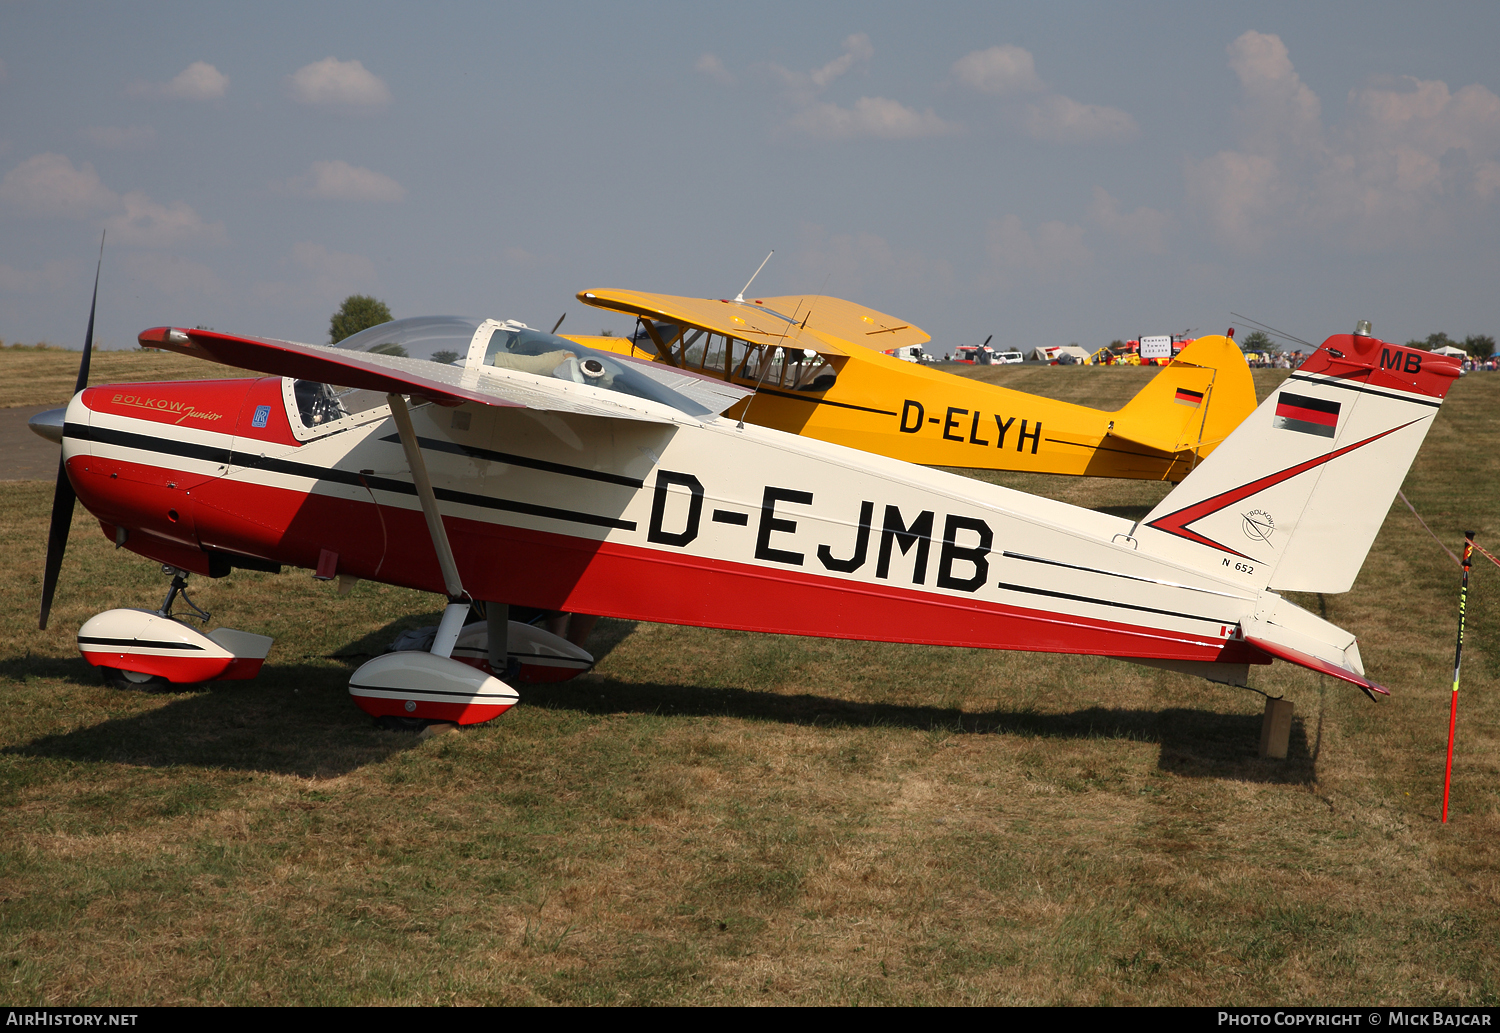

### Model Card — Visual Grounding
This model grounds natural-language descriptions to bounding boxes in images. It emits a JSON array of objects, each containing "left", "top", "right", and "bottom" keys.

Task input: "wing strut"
[{"left": 387, "top": 393, "right": 471, "bottom": 658}]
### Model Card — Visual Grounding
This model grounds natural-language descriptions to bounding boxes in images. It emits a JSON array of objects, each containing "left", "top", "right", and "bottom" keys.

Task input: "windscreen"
[
  {"left": 333, "top": 317, "right": 481, "bottom": 365},
  {"left": 483, "top": 325, "right": 712, "bottom": 417}
]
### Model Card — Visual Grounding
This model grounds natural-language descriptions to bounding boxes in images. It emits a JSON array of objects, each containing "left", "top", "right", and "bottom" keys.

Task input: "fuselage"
[{"left": 62, "top": 372, "right": 1272, "bottom": 668}]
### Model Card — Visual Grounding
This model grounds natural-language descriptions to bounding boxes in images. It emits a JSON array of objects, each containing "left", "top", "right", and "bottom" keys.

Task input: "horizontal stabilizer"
[{"left": 1239, "top": 615, "right": 1388, "bottom": 697}]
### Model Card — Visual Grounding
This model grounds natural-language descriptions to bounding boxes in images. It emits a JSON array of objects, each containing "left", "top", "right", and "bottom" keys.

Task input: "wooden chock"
[{"left": 1259, "top": 697, "right": 1294, "bottom": 759}]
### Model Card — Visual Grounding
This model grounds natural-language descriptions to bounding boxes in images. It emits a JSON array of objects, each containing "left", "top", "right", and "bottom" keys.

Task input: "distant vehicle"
[
  {"left": 994, "top": 350, "right": 1024, "bottom": 365},
  {"left": 883, "top": 344, "right": 927, "bottom": 364}
]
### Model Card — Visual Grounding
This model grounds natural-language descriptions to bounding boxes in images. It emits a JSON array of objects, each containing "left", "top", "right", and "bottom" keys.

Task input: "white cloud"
[
  {"left": 695, "top": 53, "right": 734, "bottom": 86},
  {"left": 131, "top": 62, "right": 228, "bottom": 100},
  {"left": 288, "top": 57, "right": 392, "bottom": 110},
  {"left": 772, "top": 33, "right": 873, "bottom": 104},
  {"left": 1186, "top": 31, "right": 1500, "bottom": 249},
  {"left": 104, "top": 192, "right": 227, "bottom": 247},
  {"left": 1024, "top": 95, "right": 1136, "bottom": 143},
  {"left": 1184, "top": 149, "right": 1283, "bottom": 244},
  {"left": 164, "top": 61, "right": 228, "bottom": 100},
  {"left": 773, "top": 35, "right": 957, "bottom": 141},
  {"left": 0, "top": 152, "right": 225, "bottom": 247},
  {"left": 982, "top": 215, "right": 1091, "bottom": 290},
  {"left": 80, "top": 125, "right": 158, "bottom": 149},
  {"left": 953, "top": 43, "right": 1134, "bottom": 145},
  {"left": 281, "top": 160, "right": 405, "bottom": 201},
  {"left": 813, "top": 33, "right": 873, "bottom": 87},
  {"left": 1226, "top": 31, "right": 1321, "bottom": 153},
  {"left": 1088, "top": 187, "right": 1172, "bottom": 254},
  {"left": 952, "top": 46, "right": 1043, "bottom": 96},
  {"left": 0, "top": 153, "right": 117, "bottom": 217},
  {"left": 789, "top": 97, "right": 959, "bottom": 140},
  {"left": 255, "top": 242, "right": 379, "bottom": 307}
]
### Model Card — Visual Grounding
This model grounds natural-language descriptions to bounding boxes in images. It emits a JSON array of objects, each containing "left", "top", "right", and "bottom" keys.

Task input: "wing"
[
  {"left": 577, "top": 289, "right": 931, "bottom": 357},
  {"left": 138, "top": 326, "right": 751, "bottom": 421}
]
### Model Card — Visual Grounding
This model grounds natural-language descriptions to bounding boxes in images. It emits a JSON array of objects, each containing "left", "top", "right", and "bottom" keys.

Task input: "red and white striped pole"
[{"left": 1442, "top": 531, "right": 1475, "bottom": 824}]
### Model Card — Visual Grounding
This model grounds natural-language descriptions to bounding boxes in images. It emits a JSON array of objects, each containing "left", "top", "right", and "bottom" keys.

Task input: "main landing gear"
[{"left": 77, "top": 565, "right": 274, "bottom": 692}]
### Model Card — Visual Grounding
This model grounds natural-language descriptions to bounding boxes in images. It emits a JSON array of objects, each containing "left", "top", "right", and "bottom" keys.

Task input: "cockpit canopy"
[
  {"left": 321, "top": 316, "right": 712, "bottom": 418},
  {"left": 334, "top": 316, "right": 482, "bottom": 364}
]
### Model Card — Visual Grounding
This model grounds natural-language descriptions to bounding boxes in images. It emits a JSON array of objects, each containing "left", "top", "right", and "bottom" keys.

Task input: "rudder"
[{"left": 1133, "top": 331, "right": 1461, "bottom": 593}]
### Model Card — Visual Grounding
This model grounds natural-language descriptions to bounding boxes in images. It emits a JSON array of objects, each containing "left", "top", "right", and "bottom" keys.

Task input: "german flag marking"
[
  {"left": 1174, "top": 388, "right": 1204, "bottom": 407},
  {"left": 1273, "top": 392, "right": 1339, "bottom": 438}
]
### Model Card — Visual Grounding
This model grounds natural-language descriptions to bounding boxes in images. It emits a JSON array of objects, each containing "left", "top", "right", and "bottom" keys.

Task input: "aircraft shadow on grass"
[{"left": 4, "top": 636, "right": 1318, "bottom": 785}]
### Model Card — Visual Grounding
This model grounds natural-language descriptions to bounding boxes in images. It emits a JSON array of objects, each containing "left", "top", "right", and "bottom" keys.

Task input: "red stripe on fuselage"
[{"left": 81, "top": 449, "right": 1269, "bottom": 668}]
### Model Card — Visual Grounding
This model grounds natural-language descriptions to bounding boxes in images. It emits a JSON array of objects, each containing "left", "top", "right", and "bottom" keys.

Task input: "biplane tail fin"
[
  {"left": 1134, "top": 332, "right": 1461, "bottom": 595},
  {"left": 1105, "top": 335, "right": 1257, "bottom": 459}
]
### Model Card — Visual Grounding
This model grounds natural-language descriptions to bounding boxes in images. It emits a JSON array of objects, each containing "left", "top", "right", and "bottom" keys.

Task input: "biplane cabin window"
[
  {"left": 730, "top": 344, "right": 836, "bottom": 392},
  {"left": 668, "top": 329, "right": 732, "bottom": 375},
  {"left": 789, "top": 354, "right": 836, "bottom": 392}
]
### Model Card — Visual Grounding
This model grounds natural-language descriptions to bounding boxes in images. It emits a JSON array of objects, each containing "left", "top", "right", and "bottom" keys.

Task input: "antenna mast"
[{"left": 735, "top": 250, "right": 774, "bottom": 302}]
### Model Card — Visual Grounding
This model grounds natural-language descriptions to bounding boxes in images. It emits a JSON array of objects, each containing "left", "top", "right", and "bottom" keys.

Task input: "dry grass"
[
  {"left": 0, "top": 349, "right": 222, "bottom": 409},
  {"left": 0, "top": 354, "right": 1496, "bottom": 1005}
]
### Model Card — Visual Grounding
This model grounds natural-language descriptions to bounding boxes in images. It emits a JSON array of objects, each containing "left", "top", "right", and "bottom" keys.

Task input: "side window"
[{"left": 284, "top": 380, "right": 390, "bottom": 439}]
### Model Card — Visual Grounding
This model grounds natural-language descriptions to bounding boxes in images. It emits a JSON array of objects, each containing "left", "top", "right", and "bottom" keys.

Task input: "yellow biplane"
[{"left": 569, "top": 289, "right": 1256, "bottom": 481}]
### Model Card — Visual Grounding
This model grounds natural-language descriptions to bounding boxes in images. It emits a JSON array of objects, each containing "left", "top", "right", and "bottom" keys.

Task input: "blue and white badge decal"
[{"left": 251, "top": 404, "right": 271, "bottom": 428}]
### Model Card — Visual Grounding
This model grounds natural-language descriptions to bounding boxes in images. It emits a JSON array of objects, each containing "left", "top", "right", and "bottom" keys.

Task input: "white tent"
[
  {"left": 1431, "top": 345, "right": 1467, "bottom": 358},
  {"left": 1030, "top": 345, "right": 1093, "bottom": 364}
]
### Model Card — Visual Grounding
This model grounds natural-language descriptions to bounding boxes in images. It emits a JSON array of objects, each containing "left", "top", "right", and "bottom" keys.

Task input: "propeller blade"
[
  {"left": 38, "top": 468, "right": 78, "bottom": 631},
  {"left": 39, "top": 233, "right": 103, "bottom": 630},
  {"left": 550, "top": 312, "right": 566, "bottom": 334},
  {"left": 983, "top": 334, "right": 993, "bottom": 348}
]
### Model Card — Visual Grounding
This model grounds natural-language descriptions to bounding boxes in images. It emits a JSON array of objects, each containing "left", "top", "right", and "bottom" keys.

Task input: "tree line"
[{"left": 1237, "top": 328, "right": 1494, "bottom": 358}]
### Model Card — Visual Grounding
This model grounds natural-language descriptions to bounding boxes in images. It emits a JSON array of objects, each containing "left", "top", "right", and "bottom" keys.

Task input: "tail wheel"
[{"left": 99, "top": 667, "right": 190, "bottom": 693}]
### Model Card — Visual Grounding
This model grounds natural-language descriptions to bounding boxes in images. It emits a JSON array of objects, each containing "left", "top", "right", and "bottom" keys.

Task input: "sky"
[{"left": 2, "top": 1, "right": 1498, "bottom": 354}]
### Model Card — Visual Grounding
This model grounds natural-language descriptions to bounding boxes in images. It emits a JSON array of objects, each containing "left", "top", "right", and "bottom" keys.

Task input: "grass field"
[{"left": 1, "top": 353, "right": 1496, "bottom": 1005}]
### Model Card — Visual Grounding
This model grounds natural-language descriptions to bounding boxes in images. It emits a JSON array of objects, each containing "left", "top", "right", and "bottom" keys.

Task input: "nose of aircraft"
[{"left": 29, "top": 407, "right": 66, "bottom": 444}]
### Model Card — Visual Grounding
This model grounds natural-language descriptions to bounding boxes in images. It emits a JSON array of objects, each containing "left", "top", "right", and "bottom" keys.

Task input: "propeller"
[
  {"left": 550, "top": 312, "right": 566, "bottom": 335},
  {"left": 39, "top": 233, "right": 103, "bottom": 631}
]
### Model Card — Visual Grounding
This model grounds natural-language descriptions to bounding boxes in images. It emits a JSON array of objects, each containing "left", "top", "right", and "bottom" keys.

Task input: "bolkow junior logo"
[{"left": 1242, "top": 509, "right": 1275, "bottom": 543}]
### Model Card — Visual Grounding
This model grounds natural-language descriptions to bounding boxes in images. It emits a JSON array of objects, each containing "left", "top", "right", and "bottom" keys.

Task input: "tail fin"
[
  {"left": 1135, "top": 333, "right": 1461, "bottom": 593},
  {"left": 1107, "top": 335, "right": 1257, "bottom": 461}
]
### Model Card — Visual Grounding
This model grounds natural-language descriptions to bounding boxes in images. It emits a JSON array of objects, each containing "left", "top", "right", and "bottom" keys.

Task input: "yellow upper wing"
[{"left": 577, "top": 289, "right": 932, "bottom": 358}]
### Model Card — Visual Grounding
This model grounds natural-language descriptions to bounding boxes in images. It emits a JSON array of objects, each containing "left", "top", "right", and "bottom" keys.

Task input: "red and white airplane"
[{"left": 34, "top": 293, "right": 1460, "bottom": 729}]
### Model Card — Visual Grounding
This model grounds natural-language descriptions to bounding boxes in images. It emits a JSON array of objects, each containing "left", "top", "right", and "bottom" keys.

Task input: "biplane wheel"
[{"left": 99, "top": 666, "right": 192, "bottom": 693}]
